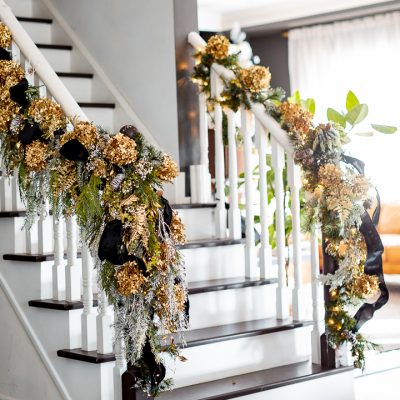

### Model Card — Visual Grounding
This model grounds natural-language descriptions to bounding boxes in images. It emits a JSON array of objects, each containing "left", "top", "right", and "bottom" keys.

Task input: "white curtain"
[{"left": 288, "top": 12, "right": 400, "bottom": 201}]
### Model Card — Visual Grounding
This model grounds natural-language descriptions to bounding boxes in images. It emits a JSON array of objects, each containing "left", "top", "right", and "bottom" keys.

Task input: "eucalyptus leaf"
[
  {"left": 371, "top": 124, "right": 397, "bottom": 134},
  {"left": 354, "top": 131, "right": 374, "bottom": 137},
  {"left": 346, "top": 90, "right": 360, "bottom": 112},
  {"left": 345, "top": 103, "right": 368, "bottom": 126},
  {"left": 327, "top": 108, "right": 346, "bottom": 128},
  {"left": 305, "top": 98, "right": 316, "bottom": 115}
]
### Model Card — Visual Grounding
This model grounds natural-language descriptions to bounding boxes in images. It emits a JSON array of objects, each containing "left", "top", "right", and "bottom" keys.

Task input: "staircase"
[{"left": 0, "top": 1, "right": 356, "bottom": 400}]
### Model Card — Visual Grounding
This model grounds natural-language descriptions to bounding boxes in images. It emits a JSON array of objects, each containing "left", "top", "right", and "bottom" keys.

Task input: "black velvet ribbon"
[
  {"left": 160, "top": 196, "right": 173, "bottom": 227},
  {"left": 98, "top": 219, "right": 126, "bottom": 265},
  {"left": 59, "top": 139, "right": 89, "bottom": 162},
  {"left": 0, "top": 47, "right": 11, "bottom": 60},
  {"left": 9, "top": 78, "right": 29, "bottom": 109},
  {"left": 18, "top": 122, "right": 44, "bottom": 145},
  {"left": 341, "top": 154, "right": 389, "bottom": 330},
  {"left": 142, "top": 339, "right": 166, "bottom": 390}
]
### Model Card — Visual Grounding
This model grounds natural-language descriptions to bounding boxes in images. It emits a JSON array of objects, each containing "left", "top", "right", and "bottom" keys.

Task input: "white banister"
[
  {"left": 242, "top": 107, "right": 257, "bottom": 278},
  {"left": 96, "top": 288, "right": 113, "bottom": 354},
  {"left": 211, "top": 68, "right": 227, "bottom": 238},
  {"left": 287, "top": 158, "right": 305, "bottom": 321},
  {"left": 255, "top": 119, "right": 272, "bottom": 278},
  {"left": 226, "top": 108, "right": 241, "bottom": 239},
  {"left": 0, "top": 0, "right": 87, "bottom": 121},
  {"left": 81, "top": 243, "right": 97, "bottom": 351},
  {"left": 311, "top": 230, "right": 324, "bottom": 364},
  {"left": 52, "top": 216, "right": 65, "bottom": 301},
  {"left": 65, "top": 216, "right": 80, "bottom": 302},
  {"left": 271, "top": 137, "right": 290, "bottom": 319}
]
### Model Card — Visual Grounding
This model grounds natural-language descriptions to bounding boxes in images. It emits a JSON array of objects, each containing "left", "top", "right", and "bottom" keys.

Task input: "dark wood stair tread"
[
  {"left": 3, "top": 251, "right": 81, "bottom": 262},
  {"left": 57, "top": 348, "right": 115, "bottom": 364},
  {"left": 17, "top": 16, "right": 52, "bottom": 24},
  {"left": 57, "top": 72, "right": 94, "bottom": 79},
  {"left": 37, "top": 43, "right": 72, "bottom": 50},
  {"left": 189, "top": 277, "right": 277, "bottom": 295},
  {"left": 172, "top": 203, "right": 216, "bottom": 209},
  {"left": 0, "top": 211, "right": 26, "bottom": 218},
  {"left": 78, "top": 102, "right": 115, "bottom": 108},
  {"left": 178, "top": 238, "right": 245, "bottom": 250},
  {"left": 159, "top": 362, "right": 353, "bottom": 400},
  {"left": 181, "top": 318, "right": 313, "bottom": 348},
  {"left": 29, "top": 298, "right": 98, "bottom": 310}
]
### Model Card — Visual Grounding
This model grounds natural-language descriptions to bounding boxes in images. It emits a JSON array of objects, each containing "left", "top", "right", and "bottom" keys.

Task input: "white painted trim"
[
  {"left": 40, "top": 0, "right": 161, "bottom": 150},
  {"left": 0, "top": 271, "right": 72, "bottom": 400}
]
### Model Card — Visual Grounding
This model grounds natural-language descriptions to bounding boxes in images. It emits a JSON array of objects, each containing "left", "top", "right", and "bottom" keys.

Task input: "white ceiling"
[{"left": 197, "top": 0, "right": 392, "bottom": 31}]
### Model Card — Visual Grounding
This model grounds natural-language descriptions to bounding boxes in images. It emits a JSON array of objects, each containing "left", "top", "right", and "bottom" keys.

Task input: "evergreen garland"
[{"left": 0, "top": 23, "right": 188, "bottom": 396}]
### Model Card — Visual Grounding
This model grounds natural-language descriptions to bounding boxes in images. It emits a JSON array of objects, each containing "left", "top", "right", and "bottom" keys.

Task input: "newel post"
[{"left": 320, "top": 237, "right": 337, "bottom": 368}]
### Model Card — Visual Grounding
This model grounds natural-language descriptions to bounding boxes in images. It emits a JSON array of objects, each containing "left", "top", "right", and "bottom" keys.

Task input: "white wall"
[{"left": 46, "top": 0, "right": 180, "bottom": 162}]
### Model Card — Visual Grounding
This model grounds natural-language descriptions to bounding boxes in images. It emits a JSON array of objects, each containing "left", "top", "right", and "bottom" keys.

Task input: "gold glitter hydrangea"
[
  {"left": 348, "top": 273, "right": 380, "bottom": 299},
  {"left": 28, "top": 98, "right": 66, "bottom": 137},
  {"left": 0, "top": 23, "right": 12, "bottom": 48},
  {"left": 279, "top": 102, "right": 313, "bottom": 136},
  {"left": 115, "top": 261, "right": 147, "bottom": 296},
  {"left": 62, "top": 121, "right": 97, "bottom": 148},
  {"left": 170, "top": 212, "right": 186, "bottom": 244},
  {"left": 25, "top": 140, "right": 49, "bottom": 172},
  {"left": 205, "top": 35, "right": 230, "bottom": 60},
  {"left": 239, "top": 66, "right": 271, "bottom": 93},
  {"left": 103, "top": 133, "right": 137, "bottom": 166},
  {"left": 157, "top": 154, "right": 179, "bottom": 182},
  {"left": 318, "top": 163, "right": 342, "bottom": 187},
  {"left": 0, "top": 97, "right": 20, "bottom": 131},
  {"left": 90, "top": 158, "right": 107, "bottom": 178},
  {"left": 0, "top": 60, "right": 24, "bottom": 92}
]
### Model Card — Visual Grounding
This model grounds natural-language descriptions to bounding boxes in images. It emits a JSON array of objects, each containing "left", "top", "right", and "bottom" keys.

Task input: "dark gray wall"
[{"left": 247, "top": 33, "right": 291, "bottom": 95}]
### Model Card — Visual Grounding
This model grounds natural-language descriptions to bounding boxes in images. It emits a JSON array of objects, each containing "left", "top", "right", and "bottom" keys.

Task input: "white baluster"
[
  {"left": 242, "top": 107, "right": 257, "bottom": 277},
  {"left": 65, "top": 216, "right": 81, "bottom": 301},
  {"left": 97, "top": 287, "right": 113, "bottom": 354},
  {"left": 38, "top": 200, "right": 53, "bottom": 254},
  {"left": 11, "top": 169, "right": 24, "bottom": 211},
  {"left": 211, "top": 69, "right": 227, "bottom": 238},
  {"left": 255, "top": 120, "right": 273, "bottom": 278},
  {"left": 199, "top": 92, "right": 209, "bottom": 167},
  {"left": 81, "top": 243, "right": 97, "bottom": 351},
  {"left": 0, "top": 160, "right": 5, "bottom": 211},
  {"left": 288, "top": 158, "right": 305, "bottom": 321},
  {"left": 226, "top": 108, "right": 241, "bottom": 239},
  {"left": 311, "top": 230, "right": 324, "bottom": 364},
  {"left": 52, "top": 216, "right": 65, "bottom": 300},
  {"left": 271, "top": 137, "right": 290, "bottom": 319},
  {"left": 25, "top": 217, "right": 38, "bottom": 254},
  {"left": 113, "top": 315, "right": 126, "bottom": 400},
  {"left": 24, "top": 59, "right": 34, "bottom": 86}
]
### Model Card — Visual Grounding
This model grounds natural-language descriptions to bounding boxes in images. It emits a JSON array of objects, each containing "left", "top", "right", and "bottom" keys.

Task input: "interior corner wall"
[
  {"left": 47, "top": 0, "right": 180, "bottom": 162},
  {"left": 247, "top": 33, "right": 291, "bottom": 95}
]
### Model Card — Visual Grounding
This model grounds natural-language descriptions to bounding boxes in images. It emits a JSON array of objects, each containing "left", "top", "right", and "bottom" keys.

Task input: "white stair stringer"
[
  {"left": 0, "top": 258, "right": 113, "bottom": 400},
  {"left": 167, "top": 325, "right": 312, "bottom": 389}
]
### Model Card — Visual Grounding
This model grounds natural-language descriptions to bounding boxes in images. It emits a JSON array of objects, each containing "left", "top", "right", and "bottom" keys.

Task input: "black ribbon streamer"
[{"left": 341, "top": 154, "right": 389, "bottom": 330}]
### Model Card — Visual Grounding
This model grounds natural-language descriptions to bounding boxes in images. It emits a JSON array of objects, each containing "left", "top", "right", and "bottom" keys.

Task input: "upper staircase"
[{"left": 0, "top": 1, "right": 356, "bottom": 399}]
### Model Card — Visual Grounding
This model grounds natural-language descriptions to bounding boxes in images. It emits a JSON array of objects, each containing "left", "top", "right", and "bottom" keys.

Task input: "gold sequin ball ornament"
[
  {"left": 279, "top": 102, "right": 313, "bottom": 137},
  {"left": 103, "top": 133, "right": 137, "bottom": 166},
  {"left": 115, "top": 261, "right": 147, "bottom": 296},
  {"left": 25, "top": 140, "right": 49, "bottom": 172},
  {"left": 0, "top": 23, "right": 12, "bottom": 48},
  {"left": 239, "top": 66, "right": 271, "bottom": 93},
  {"left": 157, "top": 154, "right": 179, "bottom": 182},
  {"left": 205, "top": 35, "right": 230, "bottom": 60},
  {"left": 27, "top": 98, "right": 67, "bottom": 137}
]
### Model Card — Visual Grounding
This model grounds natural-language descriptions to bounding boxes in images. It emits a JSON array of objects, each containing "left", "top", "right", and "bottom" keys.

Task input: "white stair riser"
[
  {"left": 189, "top": 284, "right": 276, "bottom": 330},
  {"left": 0, "top": 217, "right": 27, "bottom": 254},
  {"left": 82, "top": 107, "right": 114, "bottom": 132},
  {"left": 183, "top": 243, "right": 246, "bottom": 282},
  {"left": 39, "top": 47, "right": 71, "bottom": 73},
  {"left": 20, "top": 21, "right": 52, "bottom": 44},
  {"left": 235, "top": 370, "right": 355, "bottom": 400},
  {"left": 168, "top": 326, "right": 311, "bottom": 388},
  {"left": 59, "top": 76, "right": 92, "bottom": 103},
  {"left": 177, "top": 207, "right": 215, "bottom": 240},
  {"left": 7, "top": 0, "right": 51, "bottom": 18}
]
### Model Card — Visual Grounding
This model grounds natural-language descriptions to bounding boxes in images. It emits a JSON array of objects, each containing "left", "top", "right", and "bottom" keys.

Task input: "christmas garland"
[
  {"left": 0, "top": 23, "right": 188, "bottom": 396},
  {"left": 192, "top": 34, "right": 388, "bottom": 368}
]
